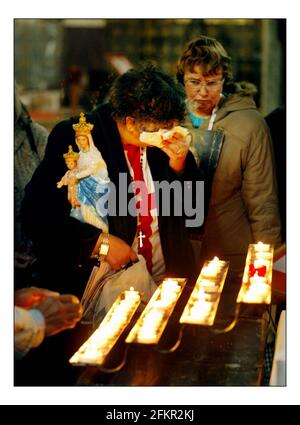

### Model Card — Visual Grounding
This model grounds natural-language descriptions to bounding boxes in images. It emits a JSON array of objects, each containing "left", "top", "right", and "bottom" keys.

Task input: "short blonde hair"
[{"left": 176, "top": 36, "right": 233, "bottom": 84}]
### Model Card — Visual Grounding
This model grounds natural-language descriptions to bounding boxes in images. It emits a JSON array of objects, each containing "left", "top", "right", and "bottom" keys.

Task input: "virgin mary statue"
[{"left": 57, "top": 113, "right": 110, "bottom": 232}]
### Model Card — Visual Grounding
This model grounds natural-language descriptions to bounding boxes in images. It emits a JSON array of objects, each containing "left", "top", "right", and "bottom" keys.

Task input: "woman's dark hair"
[
  {"left": 109, "top": 62, "right": 186, "bottom": 124},
  {"left": 176, "top": 36, "right": 233, "bottom": 85}
]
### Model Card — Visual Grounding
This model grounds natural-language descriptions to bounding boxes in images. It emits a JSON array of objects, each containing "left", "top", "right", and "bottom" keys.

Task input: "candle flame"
[
  {"left": 180, "top": 258, "right": 229, "bottom": 326},
  {"left": 126, "top": 277, "right": 186, "bottom": 344}
]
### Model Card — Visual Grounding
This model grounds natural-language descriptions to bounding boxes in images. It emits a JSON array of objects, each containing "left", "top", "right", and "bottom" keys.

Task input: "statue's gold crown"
[
  {"left": 72, "top": 112, "right": 94, "bottom": 135},
  {"left": 63, "top": 145, "right": 79, "bottom": 161}
]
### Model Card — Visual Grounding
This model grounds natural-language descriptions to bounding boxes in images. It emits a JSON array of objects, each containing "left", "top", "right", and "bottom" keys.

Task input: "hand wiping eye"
[{"left": 139, "top": 126, "right": 191, "bottom": 148}]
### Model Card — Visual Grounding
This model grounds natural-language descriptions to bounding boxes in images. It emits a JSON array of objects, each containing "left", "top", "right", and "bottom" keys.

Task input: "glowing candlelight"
[
  {"left": 69, "top": 289, "right": 141, "bottom": 366},
  {"left": 241, "top": 274, "right": 270, "bottom": 303},
  {"left": 201, "top": 256, "right": 224, "bottom": 279},
  {"left": 126, "top": 277, "right": 186, "bottom": 345},
  {"left": 253, "top": 258, "right": 269, "bottom": 269},
  {"left": 180, "top": 258, "right": 229, "bottom": 326},
  {"left": 237, "top": 242, "right": 273, "bottom": 304},
  {"left": 255, "top": 241, "right": 270, "bottom": 252}
]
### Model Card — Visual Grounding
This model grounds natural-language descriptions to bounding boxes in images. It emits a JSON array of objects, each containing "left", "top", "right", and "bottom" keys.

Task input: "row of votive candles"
[
  {"left": 70, "top": 260, "right": 228, "bottom": 366},
  {"left": 70, "top": 279, "right": 186, "bottom": 365},
  {"left": 70, "top": 245, "right": 273, "bottom": 366},
  {"left": 126, "top": 278, "right": 186, "bottom": 344},
  {"left": 69, "top": 288, "right": 141, "bottom": 365},
  {"left": 237, "top": 242, "right": 273, "bottom": 304},
  {"left": 180, "top": 257, "right": 229, "bottom": 326}
]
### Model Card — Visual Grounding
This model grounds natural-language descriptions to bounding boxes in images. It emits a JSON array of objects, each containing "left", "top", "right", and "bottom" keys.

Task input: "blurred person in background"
[
  {"left": 177, "top": 36, "right": 281, "bottom": 286},
  {"left": 14, "top": 87, "right": 49, "bottom": 287}
]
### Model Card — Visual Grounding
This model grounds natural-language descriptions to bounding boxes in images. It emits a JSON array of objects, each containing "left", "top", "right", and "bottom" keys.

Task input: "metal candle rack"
[
  {"left": 126, "top": 278, "right": 187, "bottom": 345},
  {"left": 69, "top": 242, "right": 274, "bottom": 370},
  {"left": 180, "top": 257, "right": 229, "bottom": 326},
  {"left": 237, "top": 242, "right": 273, "bottom": 305},
  {"left": 69, "top": 288, "right": 141, "bottom": 367}
]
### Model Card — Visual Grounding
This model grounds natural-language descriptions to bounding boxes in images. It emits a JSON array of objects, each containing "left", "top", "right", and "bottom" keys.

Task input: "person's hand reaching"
[{"left": 34, "top": 294, "right": 83, "bottom": 336}]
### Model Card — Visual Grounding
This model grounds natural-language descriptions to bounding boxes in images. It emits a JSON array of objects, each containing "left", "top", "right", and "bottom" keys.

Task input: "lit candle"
[
  {"left": 255, "top": 241, "right": 270, "bottom": 252},
  {"left": 180, "top": 258, "right": 229, "bottom": 326},
  {"left": 126, "top": 278, "right": 186, "bottom": 344},
  {"left": 254, "top": 258, "right": 269, "bottom": 268},
  {"left": 69, "top": 289, "right": 141, "bottom": 365},
  {"left": 201, "top": 257, "right": 222, "bottom": 278},
  {"left": 237, "top": 241, "right": 273, "bottom": 304},
  {"left": 243, "top": 274, "right": 270, "bottom": 303},
  {"left": 249, "top": 274, "right": 269, "bottom": 292},
  {"left": 190, "top": 300, "right": 212, "bottom": 319},
  {"left": 161, "top": 279, "right": 180, "bottom": 293},
  {"left": 200, "top": 279, "right": 220, "bottom": 293}
]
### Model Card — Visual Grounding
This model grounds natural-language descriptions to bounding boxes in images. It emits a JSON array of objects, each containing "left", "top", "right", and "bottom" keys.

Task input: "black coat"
[{"left": 22, "top": 104, "right": 199, "bottom": 295}]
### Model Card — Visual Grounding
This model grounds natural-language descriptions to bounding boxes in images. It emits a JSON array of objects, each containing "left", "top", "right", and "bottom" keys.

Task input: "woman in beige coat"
[{"left": 177, "top": 36, "right": 281, "bottom": 283}]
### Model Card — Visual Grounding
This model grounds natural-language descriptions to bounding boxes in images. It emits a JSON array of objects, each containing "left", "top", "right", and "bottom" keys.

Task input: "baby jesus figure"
[{"left": 57, "top": 146, "right": 81, "bottom": 209}]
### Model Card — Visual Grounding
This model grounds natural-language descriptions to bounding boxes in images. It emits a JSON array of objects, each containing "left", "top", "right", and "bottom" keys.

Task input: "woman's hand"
[
  {"left": 161, "top": 131, "right": 190, "bottom": 173},
  {"left": 92, "top": 234, "right": 138, "bottom": 271},
  {"left": 105, "top": 235, "right": 138, "bottom": 270}
]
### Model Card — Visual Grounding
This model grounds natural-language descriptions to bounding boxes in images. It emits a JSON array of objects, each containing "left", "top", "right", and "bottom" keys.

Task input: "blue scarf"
[{"left": 188, "top": 111, "right": 208, "bottom": 128}]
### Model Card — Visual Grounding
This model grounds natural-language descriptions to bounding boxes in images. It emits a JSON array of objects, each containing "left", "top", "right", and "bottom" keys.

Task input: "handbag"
[{"left": 81, "top": 255, "right": 157, "bottom": 326}]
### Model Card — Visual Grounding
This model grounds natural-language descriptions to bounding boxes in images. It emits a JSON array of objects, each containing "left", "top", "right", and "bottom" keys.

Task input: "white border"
[{"left": 1, "top": 0, "right": 299, "bottom": 406}]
